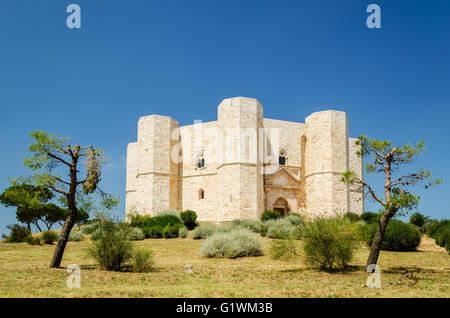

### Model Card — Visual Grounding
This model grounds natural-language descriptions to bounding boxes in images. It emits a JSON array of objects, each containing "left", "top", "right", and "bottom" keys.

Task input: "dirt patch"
[{"left": 417, "top": 235, "right": 447, "bottom": 253}]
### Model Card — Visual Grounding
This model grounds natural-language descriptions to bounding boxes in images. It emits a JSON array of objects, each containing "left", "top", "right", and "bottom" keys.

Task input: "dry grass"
[{"left": 0, "top": 235, "right": 448, "bottom": 298}]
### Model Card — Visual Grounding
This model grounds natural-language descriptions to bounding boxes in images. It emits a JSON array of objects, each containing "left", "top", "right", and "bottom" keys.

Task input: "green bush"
[
  {"left": 4, "top": 224, "right": 31, "bottom": 243},
  {"left": 426, "top": 219, "right": 450, "bottom": 238},
  {"left": 361, "top": 220, "right": 421, "bottom": 251},
  {"left": 361, "top": 212, "right": 380, "bottom": 224},
  {"left": 26, "top": 236, "right": 42, "bottom": 245},
  {"left": 179, "top": 226, "right": 188, "bottom": 238},
  {"left": 142, "top": 226, "right": 163, "bottom": 238},
  {"left": 162, "top": 223, "right": 182, "bottom": 238},
  {"left": 180, "top": 210, "right": 198, "bottom": 230},
  {"left": 133, "top": 247, "right": 156, "bottom": 272},
  {"left": 81, "top": 222, "right": 99, "bottom": 234},
  {"left": 156, "top": 210, "right": 180, "bottom": 218},
  {"left": 266, "top": 219, "right": 296, "bottom": 239},
  {"left": 344, "top": 212, "right": 361, "bottom": 222},
  {"left": 200, "top": 228, "right": 264, "bottom": 259},
  {"left": 435, "top": 226, "right": 450, "bottom": 248},
  {"left": 303, "top": 218, "right": 360, "bottom": 271},
  {"left": 285, "top": 213, "right": 303, "bottom": 226},
  {"left": 68, "top": 231, "right": 85, "bottom": 242},
  {"left": 127, "top": 227, "right": 145, "bottom": 241},
  {"left": 270, "top": 239, "right": 298, "bottom": 261},
  {"left": 409, "top": 212, "right": 427, "bottom": 229},
  {"left": 193, "top": 224, "right": 229, "bottom": 239},
  {"left": 87, "top": 219, "right": 133, "bottom": 271},
  {"left": 41, "top": 231, "right": 58, "bottom": 245},
  {"left": 261, "top": 210, "right": 281, "bottom": 222},
  {"left": 230, "top": 219, "right": 264, "bottom": 233}
]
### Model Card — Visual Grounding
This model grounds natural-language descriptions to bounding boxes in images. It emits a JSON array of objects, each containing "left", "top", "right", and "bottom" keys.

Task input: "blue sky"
[{"left": 0, "top": 0, "right": 449, "bottom": 235}]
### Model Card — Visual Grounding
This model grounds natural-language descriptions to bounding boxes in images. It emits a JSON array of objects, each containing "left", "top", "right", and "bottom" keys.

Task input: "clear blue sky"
[{"left": 0, "top": 0, "right": 449, "bottom": 235}]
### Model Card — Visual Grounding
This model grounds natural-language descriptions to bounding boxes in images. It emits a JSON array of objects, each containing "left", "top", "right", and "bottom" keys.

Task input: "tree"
[
  {"left": 23, "top": 131, "right": 110, "bottom": 268},
  {"left": 342, "top": 136, "right": 441, "bottom": 267},
  {"left": 0, "top": 183, "right": 53, "bottom": 231}
]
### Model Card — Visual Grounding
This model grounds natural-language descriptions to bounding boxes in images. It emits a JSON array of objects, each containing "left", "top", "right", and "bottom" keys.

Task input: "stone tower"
[
  {"left": 126, "top": 115, "right": 180, "bottom": 216},
  {"left": 304, "top": 110, "right": 350, "bottom": 218},
  {"left": 217, "top": 97, "right": 265, "bottom": 220}
]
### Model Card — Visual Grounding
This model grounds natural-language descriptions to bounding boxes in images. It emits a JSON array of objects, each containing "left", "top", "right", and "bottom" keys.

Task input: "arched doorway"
[{"left": 273, "top": 197, "right": 290, "bottom": 217}]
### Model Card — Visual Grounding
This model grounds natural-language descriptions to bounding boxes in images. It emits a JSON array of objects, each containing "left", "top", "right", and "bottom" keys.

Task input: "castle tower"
[
  {"left": 217, "top": 97, "right": 265, "bottom": 220},
  {"left": 127, "top": 115, "right": 180, "bottom": 216},
  {"left": 304, "top": 110, "right": 350, "bottom": 218}
]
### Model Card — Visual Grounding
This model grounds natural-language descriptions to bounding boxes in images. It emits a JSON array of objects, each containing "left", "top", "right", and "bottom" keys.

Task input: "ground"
[{"left": 0, "top": 235, "right": 448, "bottom": 297}]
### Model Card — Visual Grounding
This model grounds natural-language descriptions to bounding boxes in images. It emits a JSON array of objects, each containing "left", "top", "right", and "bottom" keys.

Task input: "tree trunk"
[
  {"left": 49, "top": 208, "right": 76, "bottom": 268},
  {"left": 366, "top": 213, "right": 392, "bottom": 267}
]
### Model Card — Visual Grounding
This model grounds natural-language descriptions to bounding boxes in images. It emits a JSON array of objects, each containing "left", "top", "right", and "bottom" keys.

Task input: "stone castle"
[{"left": 126, "top": 97, "right": 364, "bottom": 221}]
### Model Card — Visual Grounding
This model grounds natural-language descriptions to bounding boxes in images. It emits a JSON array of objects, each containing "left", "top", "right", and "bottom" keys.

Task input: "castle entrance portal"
[{"left": 273, "top": 197, "right": 290, "bottom": 217}]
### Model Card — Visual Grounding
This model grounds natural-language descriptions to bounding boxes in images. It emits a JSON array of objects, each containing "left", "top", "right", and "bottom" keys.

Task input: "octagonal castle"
[{"left": 126, "top": 97, "right": 364, "bottom": 221}]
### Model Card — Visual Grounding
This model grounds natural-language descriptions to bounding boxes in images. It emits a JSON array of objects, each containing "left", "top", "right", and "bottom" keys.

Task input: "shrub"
[
  {"left": 127, "top": 227, "right": 145, "bottom": 241},
  {"left": 267, "top": 219, "right": 296, "bottom": 239},
  {"left": 87, "top": 219, "right": 133, "bottom": 271},
  {"left": 435, "top": 226, "right": 450, "bottom": 249},
  {"left": 68, "top": 231, "right": 85, "bottom": 242},
  {"left": 143, "top": 226, "right": 163, "bottom": 238},
  {"left": 230, "top": 219, "right": 264, "bottom": 233},
  {"left": 361, "top": 212, "right": 380, "bottom": 224},
  {"left": 270, "top": 239, "right": 298, "bottom": 261},
  {"left": 5, "top": 224, "right": 31, "bottom": 243},
  {"left": 41, "top": 231, "right": 58, "bottom": 245},
  {"left": 133, "top": 247, "right": 156, "bottom": 272},
  {"left": 200, "top": 228, "right": 264, "bottom": 259},
  {"left": 179, "top": 226, "right": 188, "bottom": 238},
  {"left": 81, "top": 222, "right": 99, "bottom": 234},
  {"left": 344, "top": 212, "right": 361, "bottom": 222},
  {"left": 26, "top": 236, "right": 42, "bottom": 245},
  {"left": 361, "top": 220, "right": 421, "bottom": 251},
  {"left": 180, "top": 210, "right": 198, "bottom": 230},
  {"left": 193, "top": 224, "right": 229, "bottom": 239},
  {"left": 409, "top": 212, "right": 427, "bottom": 229},
  {"left": 162, "top": 223, "right": 182, "bottom": 238},
  {"left": 303, "top": 218, "right": 360, "bottom": 271},
  {"left": 426, "top": 219, "right": 450, "bottom": 238},
  {"left": 261, "top": 210, "right": 281, "bottom": 222},
  {"left": 285, "top": 213, "right": 303, "bottom": 226}
]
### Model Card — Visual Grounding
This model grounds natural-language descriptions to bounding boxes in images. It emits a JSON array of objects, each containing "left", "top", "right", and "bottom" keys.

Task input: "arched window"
[
  {"left": 279, "top": 150, "right": 287, "bottom": 165},
  {"left": 196, "top": 153, "right": 205, "bottom": 169},
  {"left": 199, "top": 189, "right": 205, "bottom": 200}
]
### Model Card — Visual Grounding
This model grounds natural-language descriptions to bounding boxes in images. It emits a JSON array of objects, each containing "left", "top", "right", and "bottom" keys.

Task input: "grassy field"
[{"left": 0, "top": 235, "right": 448, "bottom": 298}]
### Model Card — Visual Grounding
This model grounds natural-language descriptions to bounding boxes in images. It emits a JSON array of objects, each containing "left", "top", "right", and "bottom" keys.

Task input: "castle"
[{"left": 126, "top": 97, "right": 364, "bottom": 221}]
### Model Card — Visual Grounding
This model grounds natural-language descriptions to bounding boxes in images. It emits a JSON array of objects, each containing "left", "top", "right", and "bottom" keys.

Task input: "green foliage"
[
  {"left": 4, "top": 224, "right": 31, "bottom": 243},
  {"left": 41, "top": 231, "right": 58, "bottom": 244},
  {"left": 266, "top": 219, "right": 296, "bottom": 239},
  {"left": 230, "top": 219, "right": 264, "bottom": 233},
  {"left": 285, "top": 213, "right": 303, "bottom": 226},
  {"left": 142, "top": 226, "right": 163, "bottom": 238},
  {"left": 261, "top": 210, "right": 281, "bottom": 222},
  {"left": 200, "top": 228, "right": 264, "bottom": 259},
  {"left": 127, "top": 227, "right": 145, "bottom": 241},
  {"left": 68, "top": 231, "right": 85, "bottom": 242},
  {"left": 133, "top": 248, "right": 156, "bottom": 273},
  {"left": 178, "top": 226, "right": 188, "bottom": 238},
  {"left": 162, "top": 223, "right": 182, "bottom": 238},
  {"left": 409, "top": 212, "right": 428, "bottom": 232},
  {"left": 192, "top": 224, "right": 229, "bottom": 239},
  {"left": 425, "top": 219, "right": 450, "bottom": 253},
  {"left": 180, "top": 210, "right": 198, "bottom": 230},
  {"left": 81, "top": 222, "right": 99, "bottom": 234},
  {"left": 87, "top": 219, "right": 133, "bottom": 271},
  {"left": 360, "top": 220, "right": 421, "bottom": 251},
  {"left": 303, "top": 218, "right": 360, "bottom": 271},
  {"left": 361, "top": 212, "right": 380, "bottom": 224},
  {"left": 343, "top": 212, "right": 361, "bottom": 222},
  {"left": 26, "top": 235, "right": 42, "bottom": 245},
  {"left": 269, "top": 239, "right": 298, "bottom": 261}
]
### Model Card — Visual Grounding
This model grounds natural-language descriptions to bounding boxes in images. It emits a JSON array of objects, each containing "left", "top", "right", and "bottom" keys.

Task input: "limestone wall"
[{"left": 348, "top": 137, "right": 364, "bottom": 215}]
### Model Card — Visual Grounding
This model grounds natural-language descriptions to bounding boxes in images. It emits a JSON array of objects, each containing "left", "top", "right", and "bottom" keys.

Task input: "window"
[
  {"left": 196, "top": 153, "right": 205, "bottom": 169},
  {"left": 279, "top": 150, "right": 287, "bottom": 165},
  {"left": 199, "top": 189, "right": 205, "bottom": 200}
]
